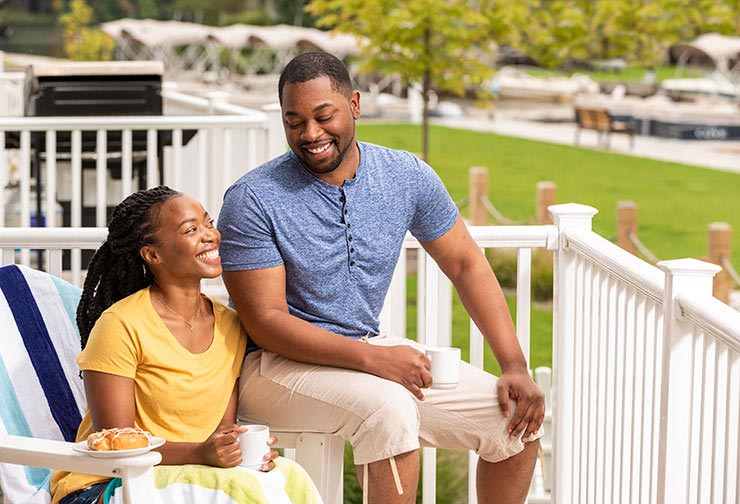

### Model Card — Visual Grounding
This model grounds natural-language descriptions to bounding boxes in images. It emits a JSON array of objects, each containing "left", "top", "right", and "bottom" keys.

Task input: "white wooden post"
[
  {"left": 262, "top": 103, "right": 285, "bottom": 160},
  {"left": 548, "top": 203, "right": 598, "bottom": 504},
  {"left": 656, "top": 258, "right": 720, "bottom": 504}
]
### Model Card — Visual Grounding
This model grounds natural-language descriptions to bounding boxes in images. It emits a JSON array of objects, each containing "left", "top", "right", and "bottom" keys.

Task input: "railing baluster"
[
  {"left": 516, "top": 248, "right": 531, "bottom": 365},
  {"left": 630, "top": 292, "right": 646, "bottom": 504},
  {"left": 172, "top": 128, "right": 183, "bottom": 190},
  {"left": 71, "top": 129, "right": 82, "bottom": 284},
  {"left": 700, "top": 336, "right": 716, "bottom": 503},
  {"left": 222, "top": 128, "right": 233, "bottom": 211},
  {"left": 146, "top": 128, "right": 158, "bottom": 188},
  {"left": 713, "top": 344, "right": 729, "bottom": 503},
  {"left": 572, "top": 254, "right": 584, "bottom": 501},
  {"left": 122, "top": 129, "right": 133, "bottom": 196},
  {"left": 421, "top": 249, "right": 439, "bottom": 504},
  {"left": 96, "top": 130, "right": 107, "bottom": 227},
  {"left": 19, "top": 130, "right": 30, "bottom": 264},
  {"left": 726, "top": 351, "right": 740, "bottom": 504},
  {"left": 197, "top": 128, "right": 207, "bottom": 207},
  {"left": 612, "top": 282, "right": 627, "bottom": 504}
]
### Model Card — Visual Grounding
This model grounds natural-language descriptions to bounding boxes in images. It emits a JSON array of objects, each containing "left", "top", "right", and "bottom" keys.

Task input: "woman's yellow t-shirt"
[{"left": 50, "top": 287, "right": 247, "bottom": 503}]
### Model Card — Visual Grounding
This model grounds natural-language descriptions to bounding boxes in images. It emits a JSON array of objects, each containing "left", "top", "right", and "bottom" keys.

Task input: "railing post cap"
[
  {"left": 206, "top": 90, "right": 230, "bottom": 101},
  {"left": 708, "top": 221, "right": 731, "bottom": 231},
  {"left": 657, "top": 258, "right": 721, "bottom": 277},
  {"left": 548, "top": 203, "right": 598, "bottom": 219}
]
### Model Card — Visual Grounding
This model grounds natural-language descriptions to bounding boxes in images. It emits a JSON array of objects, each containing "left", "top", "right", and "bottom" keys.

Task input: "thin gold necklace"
[{"left": 151, "top": 285, "right": 199, "bottom": 332}]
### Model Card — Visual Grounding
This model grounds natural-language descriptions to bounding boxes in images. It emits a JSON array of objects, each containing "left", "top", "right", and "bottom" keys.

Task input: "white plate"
[{"left": 72, "top": 437, "right": 165, "bottom": 458}]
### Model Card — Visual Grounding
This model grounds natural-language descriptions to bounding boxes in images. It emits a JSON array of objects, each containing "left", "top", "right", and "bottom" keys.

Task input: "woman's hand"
[
  {"left": 259, "top": 435, "right": 280, "bottom": 472},
  {"left": 201, "top": 423, "right": 246, "bottom": 468}
]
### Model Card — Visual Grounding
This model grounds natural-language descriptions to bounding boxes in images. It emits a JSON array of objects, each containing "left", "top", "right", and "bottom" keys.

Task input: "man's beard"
[{"left": 300, "top": 138, "right": 355, "bottom": 175}]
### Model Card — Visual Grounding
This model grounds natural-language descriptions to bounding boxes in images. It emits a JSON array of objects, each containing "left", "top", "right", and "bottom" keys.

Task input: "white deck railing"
[
  {"left": 3, "top": 206, "right": 739, "bottom": 504},
  {"left": 551, "top": 204, "right": 740, "bottom": 504},
  {"left": 0, "top": 76, "right": 284, "bottom": 248}
]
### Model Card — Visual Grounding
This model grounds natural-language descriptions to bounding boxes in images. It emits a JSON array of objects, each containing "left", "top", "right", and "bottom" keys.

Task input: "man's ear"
[
  {"left": 139, "top": 245, "right": 160, "bottom": 266},
  {"left": 350, "top": 90, "right": 361, "bottom": 120}
]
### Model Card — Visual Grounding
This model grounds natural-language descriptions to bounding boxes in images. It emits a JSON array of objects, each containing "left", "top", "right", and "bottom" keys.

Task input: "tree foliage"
[
  {"left": 59, "top": 0, "right": 114, "bottom": 61},
  {"left": 307, "top": 0, "right": 495, "bottom": 161},
  {"left": 485, "top": 0, "right": 740, "bottom": 69}
]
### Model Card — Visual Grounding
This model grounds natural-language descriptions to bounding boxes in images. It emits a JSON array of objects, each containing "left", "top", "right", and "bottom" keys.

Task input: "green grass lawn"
[
  {"left": 521, "top": 64, "right": 704, "bottom": 83},
  {"left": 358, "top": 123, "right": 740, "bottom": 266},
  {"left": 358, "top": 122, "right": 740, "bottom": 370}
]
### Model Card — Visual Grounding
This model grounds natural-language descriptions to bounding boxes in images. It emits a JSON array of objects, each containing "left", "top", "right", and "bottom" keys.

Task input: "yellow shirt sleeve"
[{"left": 77, "top": 311, "right": 140, "bottom": 378}]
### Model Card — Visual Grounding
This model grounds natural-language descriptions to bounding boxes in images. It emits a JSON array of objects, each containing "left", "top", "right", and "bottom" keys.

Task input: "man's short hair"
[{"left": 278, "top": 51, "right": 353, "bottom": 104}]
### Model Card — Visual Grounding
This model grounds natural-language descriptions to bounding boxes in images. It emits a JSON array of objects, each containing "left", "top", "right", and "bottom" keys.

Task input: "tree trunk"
[{"left": 421, "top": 25, "right": 431, "bottom": 162}]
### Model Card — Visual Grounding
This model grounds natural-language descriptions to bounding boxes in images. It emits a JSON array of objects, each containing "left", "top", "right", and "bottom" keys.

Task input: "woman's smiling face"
[{"left": 141, "top": 195, "right": 222, "bottom": 281}]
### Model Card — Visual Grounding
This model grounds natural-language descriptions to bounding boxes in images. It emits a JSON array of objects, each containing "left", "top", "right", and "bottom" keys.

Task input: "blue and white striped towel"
[{"left": 0, "top": 264, "right": 85, "bottom": 503}]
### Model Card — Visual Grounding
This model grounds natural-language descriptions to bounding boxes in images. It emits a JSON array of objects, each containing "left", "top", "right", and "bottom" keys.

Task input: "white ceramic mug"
[
  {"left": 237, "top": 423, "right": 271, "bottom": 469},
  {"left": 425, "top": 347, "right": 461, "bottom": 389}
]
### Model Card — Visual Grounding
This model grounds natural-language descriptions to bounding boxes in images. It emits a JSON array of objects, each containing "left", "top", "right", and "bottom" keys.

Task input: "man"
[{"left": 218, "top": 51, "right": 544, "bottom": 504}]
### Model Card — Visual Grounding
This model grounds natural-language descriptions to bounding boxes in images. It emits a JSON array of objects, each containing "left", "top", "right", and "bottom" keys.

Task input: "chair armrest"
[{"left": 0, "top": 434, "right": 161, "bottom": 477}]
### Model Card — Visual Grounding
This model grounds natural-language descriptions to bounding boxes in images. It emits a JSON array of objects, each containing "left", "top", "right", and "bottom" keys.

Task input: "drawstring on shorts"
[{"left": 361, "top": 455, "right": 404, "bottom": 503}]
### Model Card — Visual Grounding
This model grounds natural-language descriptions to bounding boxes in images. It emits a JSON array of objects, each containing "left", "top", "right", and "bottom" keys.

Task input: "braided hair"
[{"left": 77, "top": 186, "right": 181, "bottom": 349}]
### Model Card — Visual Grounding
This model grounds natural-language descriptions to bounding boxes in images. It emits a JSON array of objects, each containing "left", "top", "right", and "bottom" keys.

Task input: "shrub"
[{"left": 489, "top": 248, "right": 553, "bottom": 301}]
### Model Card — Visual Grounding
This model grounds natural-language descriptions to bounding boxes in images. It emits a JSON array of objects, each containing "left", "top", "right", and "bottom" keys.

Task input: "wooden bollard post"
[
  {"left": 469, "top": 166, "right": 489, "bottom": 226},
  {"left": 536, "top": 181, "right": 557, "bottom": 225},
  {"left": 708, "top": 222, "right": 731, "bottom": 303},
  {"left": 617, "top": 201, "right": 638, "bottom": 255}
]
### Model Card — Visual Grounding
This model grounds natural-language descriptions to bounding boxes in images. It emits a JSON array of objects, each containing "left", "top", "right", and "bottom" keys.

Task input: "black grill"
[
  {"left": 24, "top": 61, "right": 163, "bottom": 117},
  {"left": 22, "top": 62, "right": 166, "bottom": 268}
]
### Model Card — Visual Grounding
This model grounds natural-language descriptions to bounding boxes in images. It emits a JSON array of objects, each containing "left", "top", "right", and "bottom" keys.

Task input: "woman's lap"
[{"left": 58, "top": 481, "right": 110, "bottom": 504}]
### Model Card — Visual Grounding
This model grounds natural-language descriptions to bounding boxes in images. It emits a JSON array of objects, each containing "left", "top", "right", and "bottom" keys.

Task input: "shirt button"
[
  {"left": 350, "top": 247, "right": 355, "bottom": 253},
  {"left": 348, "top": 236, "right": 353, "bottom": 241},
  {"left": 339, "top": 196, "right": 345, "bottom": 202},
  {"left": 347, "top": 223, "right": 351, "bottom": 229},
  {"left": 350, "top": 260, "right": 355, "bottom": 266}
]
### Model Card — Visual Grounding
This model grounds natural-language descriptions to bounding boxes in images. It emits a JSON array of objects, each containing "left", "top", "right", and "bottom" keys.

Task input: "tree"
[
  {"left": 307, "top": 0, "right": 495, "bottom": 161},
  {"left": 485, "top": 0, "right": 740, "bottom": 70},
  {"left": 59, "top": 0, "right": 114, "bottom": 61}
]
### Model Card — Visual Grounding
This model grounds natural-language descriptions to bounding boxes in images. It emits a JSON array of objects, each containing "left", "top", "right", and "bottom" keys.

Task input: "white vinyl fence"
[
  {"left": 3, "top": 204, "right": 740, "bottom": 504},
  {"left": 551, "top": 203, "right": 740, "bottom": 504}
]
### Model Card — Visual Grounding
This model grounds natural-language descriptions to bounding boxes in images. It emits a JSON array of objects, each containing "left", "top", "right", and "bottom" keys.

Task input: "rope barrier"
[
  {"left": 628, "top": 230, "right": 660, "bottom": 265},
  {"left": 480, "top": 196, "right": 534, "bottom": 226},
  {"left": 720, "top": 256, "right": 740, "bottom": 288}
]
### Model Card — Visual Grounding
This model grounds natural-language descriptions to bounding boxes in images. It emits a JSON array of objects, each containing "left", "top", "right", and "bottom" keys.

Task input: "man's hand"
[
  {"left": 366, "top": 345, "right": 432, "bottom": 400},
  {"left": 496, "top": 369, "right": 545, "bottom": 440}
]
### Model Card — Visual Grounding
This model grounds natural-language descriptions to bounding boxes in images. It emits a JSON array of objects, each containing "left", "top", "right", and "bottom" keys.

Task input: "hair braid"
[{"left": 77, "top": 186, "right": 181, "bottom": 348}]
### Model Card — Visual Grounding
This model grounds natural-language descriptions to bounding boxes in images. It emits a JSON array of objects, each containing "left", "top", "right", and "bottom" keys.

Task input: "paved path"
[{"left": 432, "top": 111, "right": 740, "bottom": 174}]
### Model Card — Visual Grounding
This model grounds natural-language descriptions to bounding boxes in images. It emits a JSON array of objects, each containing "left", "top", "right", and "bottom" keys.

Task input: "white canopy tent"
[
  {"left": 668, "top": 32, "right": 740, "bottom": 73},
  {"left": 99, "top": 19, "right": 362, "bottom": 76}
]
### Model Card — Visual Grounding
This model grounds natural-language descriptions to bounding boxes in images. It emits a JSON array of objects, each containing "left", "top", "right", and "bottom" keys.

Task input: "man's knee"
[{"left": 349, "top": 386, "right": 420, "bottom": 464}]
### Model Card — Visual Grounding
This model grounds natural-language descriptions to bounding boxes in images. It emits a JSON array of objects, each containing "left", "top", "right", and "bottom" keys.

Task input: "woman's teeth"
[{"left": 197, "top": 250, "right": 219, "bottom": 260}]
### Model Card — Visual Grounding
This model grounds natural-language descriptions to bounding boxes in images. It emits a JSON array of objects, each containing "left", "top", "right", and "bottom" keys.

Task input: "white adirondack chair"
[{"left": 0, "top": 264, "right": 161, "bottom": 504}]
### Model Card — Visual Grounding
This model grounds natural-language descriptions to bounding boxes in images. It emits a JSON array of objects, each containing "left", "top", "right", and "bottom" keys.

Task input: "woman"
[{"left": 51, "top": 186, "right": 279, "bottom": 504}]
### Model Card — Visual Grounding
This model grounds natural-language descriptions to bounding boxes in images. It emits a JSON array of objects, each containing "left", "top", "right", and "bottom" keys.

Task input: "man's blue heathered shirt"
[{"left": 218, "top": 141, "right": 459, "bottom": 339}]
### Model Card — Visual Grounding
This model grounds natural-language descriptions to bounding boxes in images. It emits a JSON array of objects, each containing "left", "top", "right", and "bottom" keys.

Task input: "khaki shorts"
[{"left": 237, "top": 333, "right": 543, "bottom": 465}]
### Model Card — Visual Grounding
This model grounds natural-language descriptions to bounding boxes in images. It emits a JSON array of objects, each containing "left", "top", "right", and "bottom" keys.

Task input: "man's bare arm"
[{"left": 420, "top": 217, "right": 545, "bottom": 438}]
